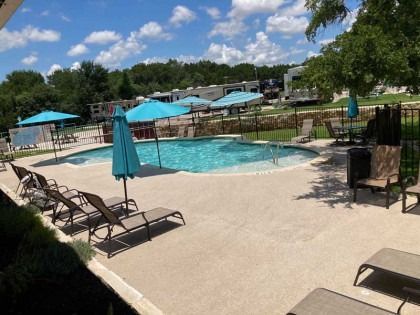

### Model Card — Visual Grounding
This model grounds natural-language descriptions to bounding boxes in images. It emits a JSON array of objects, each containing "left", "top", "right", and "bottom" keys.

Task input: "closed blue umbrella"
[
  {"left": 126, "top": 100, "right": 190, "bottom": 168},
  {"left": 17, "top": 110, "right": 79, "bottom": 125},
  {"left": 112, "top": 106, "right": 140, "bottom": 209},
  {"left": 348, "top": 96, "right": 359, "bottom": 118}
]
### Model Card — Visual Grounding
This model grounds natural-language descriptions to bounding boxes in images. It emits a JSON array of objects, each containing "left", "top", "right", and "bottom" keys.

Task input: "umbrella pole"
[
  {"left": 123, "top": 177, "right": 128, "bottom": 212},
  {"left": 153, "top": 121, "right": 162, "bottom": 168},
  {"left": 168, "top": 118, "right": 171, "bottom": 136}
]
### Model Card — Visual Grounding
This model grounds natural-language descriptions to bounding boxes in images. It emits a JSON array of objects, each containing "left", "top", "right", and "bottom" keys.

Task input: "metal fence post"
[
  {"left": 50, "top": 130, "right": 58, "bottom": 161},
  {"left": 96, "top": 122, "right": 102, "bottom": 143},
  {"left": 341, "top": 105, "right": 344, "bottom": 127},
  {"left": 56, "top": 129, "right": 62, "bottom": 151},
  {"left": 254, "top": 112, "right": 259, "bottom": 140},
  {"left": 294, "top": 107, "right": 298, "bottom": 136}
]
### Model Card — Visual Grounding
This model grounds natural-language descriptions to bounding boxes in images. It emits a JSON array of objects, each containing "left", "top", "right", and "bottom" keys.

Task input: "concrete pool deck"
[{"left": 2, "top": 139, "right": 420, "bottom": 314}]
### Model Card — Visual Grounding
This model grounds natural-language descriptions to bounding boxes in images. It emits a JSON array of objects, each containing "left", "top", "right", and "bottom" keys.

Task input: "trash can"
[{"left": 347, "top": 148, "right": 371, "bottom": 188}]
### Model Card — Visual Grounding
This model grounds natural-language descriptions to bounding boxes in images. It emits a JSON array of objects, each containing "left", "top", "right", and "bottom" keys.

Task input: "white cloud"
[
  {"left": 208, "top": 19, "right": 247, "bottom": 39},
  {"left": 70, "top": 62, "right": 81, "bottom": 71},
  {"left": 137, "top": 22, "right": 172, "bottom": 40},
  {"left": 205, "top": 43, "right": 244, "bottom": 65},
  {"left": 0, "top": 26, "right": 60, "bottom": 52},
  {"left": 169, "top": 5, "right": 197, "bottom": 27},
  {"left": 228, "top": 0, "right": 284, "bottom": 19},
  {"left": 61, "top": 14, "right": 71, "bottom": 22},
  {"left": 319, "top": 38, "right": 334, "bottom": 46},
  {"left": 203, "top": 7, "right": 221, "bottom": 20},
  {"left": 47, "top": 64, "right": 62, "bottom": 76},
  {"left": 281, "top": 0, "right": 307, "bottom": 17},
  {"left": 205, "top": 32, "right": 290, "bottom": 66},
  {"left": 266, "top": 15, "right": 309, "bottom": 35},
  {"left": 296, "top": 38, "right": 308, "bottom": 45},
  {"left": 243, "top": 31, "right": 288, "bottom": 65},
  {"left": 95, "top": 32, "right": 146, "bottom": 68},
  {"left": 307, "top": 50, "right": 320, "bottom": 58},
  {"left": 21, "top": 7, "right": 31, "bottom": 13},
  {"left": 67, "top": 43, "right": 89, "bottom": 56},
  {"left": 21, "top": 53, "right": 38, "bottom": 65},
  {"left": 84, "top": 30, "right": 122, "bottom": 44},
  {"left": 142, "top": 54, "right": 201, "bottom": 65},
  {"left": 343, "top": 8, "right": 359, "bottom": 31},
  {"left": 41, "top": 10, "right": 50, "bottom": 16}
]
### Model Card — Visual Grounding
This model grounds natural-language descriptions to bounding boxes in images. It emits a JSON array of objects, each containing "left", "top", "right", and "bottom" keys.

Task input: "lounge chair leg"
[
  {"left": 386, "top": 184, "right": 390, "bottom": 209},
  {"left": 402, "top": 191, "right": 406, "bottom": 213},
  {"left": 146, "top": 225, "right": 151, "bottom": 241},
  {"left": 353, "top": 184, "right": 358, "bottom": 202},
  {"left": 354, "top": 266, "right": 368, "bottom": 286},
  {"left": 107, "top": 226, "right": 112, "bottom": 258}
]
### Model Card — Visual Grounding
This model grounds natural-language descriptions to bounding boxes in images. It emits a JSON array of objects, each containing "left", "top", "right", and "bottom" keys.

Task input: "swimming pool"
[{"left": 64, "top": 138, "right": 318, "bottom": 173}]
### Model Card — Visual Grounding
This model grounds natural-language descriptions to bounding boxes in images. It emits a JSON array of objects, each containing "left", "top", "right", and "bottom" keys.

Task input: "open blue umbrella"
[
  {"left": 210, "top": 91, "right": 263, "bottom": 108},
  {"left": 17, "top": 110, "right": 79, "bottom": 125},
  {"left": 173, "top": 96, "right": 211, "bottom": 107},
  {"left": 126, "top": 100, "right": 189, "bottom": 168},
  {"left": 112, "top": 106, "right": 140, "bottom": 210}
]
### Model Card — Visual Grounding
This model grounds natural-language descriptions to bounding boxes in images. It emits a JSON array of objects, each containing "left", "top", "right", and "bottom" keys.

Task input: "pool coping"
[{"left": 56, "top": 135, "right": 325, "bottom": 176}]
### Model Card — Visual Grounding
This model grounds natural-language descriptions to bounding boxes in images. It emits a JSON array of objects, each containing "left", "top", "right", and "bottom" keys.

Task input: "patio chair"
[
  {"left": 353, "top": 145, "right": 401, "bottom": 209},
  {"left": 287, "top": 287, "right": 417, "bottom": 315},
  {"left": 325, "top": 120, "right": 347, "bottom": 144},
  {"left": 0, "top": 138, "right": 14, "bottom": 169},
  {"left": 44, "top": 188, "right": 137, "bottom": 235},
  {"left": 31, "top": 172, "right": 82, "bottom": 208},
  {"left": 81, "top": 191, "right": 185, "bottom": 258},
  {"left": 10, "top": 163, "right": 35, "bottom": 197},
  {"left": 354, "top": 248, "right": 420, "bottom": 287},
  {"left": 402, "top": 163, "right": 420, "bottom": 212},
  {"left": 330, "top": 117, "right": 344, "bottom": 132},
  {"left": 354, "top": 118, "right": 376, "bottom": 145},
  {"left": 291, "top": 119, "right": 314, "bottom": 143}
]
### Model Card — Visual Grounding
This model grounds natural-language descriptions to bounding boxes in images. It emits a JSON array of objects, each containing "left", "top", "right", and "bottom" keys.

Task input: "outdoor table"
[{"left": 345, "top": 125, "right": 364, "bottom": 144}]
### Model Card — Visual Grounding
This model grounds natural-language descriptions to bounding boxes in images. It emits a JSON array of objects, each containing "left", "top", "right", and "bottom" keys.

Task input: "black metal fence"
[{"left": 2, "top": 103, "right": 420, "bottom": 178}]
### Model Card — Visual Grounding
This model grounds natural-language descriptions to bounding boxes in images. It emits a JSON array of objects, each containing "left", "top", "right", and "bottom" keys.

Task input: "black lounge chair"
[
  {"left": 44, "top": 188, "right": 136, "bottom": 235},
  {"left": 81, "top": 191, "right": 185, "bottom": 258},
  {"left": 10, "top": 163, "right": 35, "bottom": 198},
  {"left": 287, "top": 287, "right": 418, "bottom": 315}
]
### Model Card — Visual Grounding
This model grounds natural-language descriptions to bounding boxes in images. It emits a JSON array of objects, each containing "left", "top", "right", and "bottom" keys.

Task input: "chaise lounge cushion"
[{"left": 287, "top": 288, "right": 394, "bottom": 315}]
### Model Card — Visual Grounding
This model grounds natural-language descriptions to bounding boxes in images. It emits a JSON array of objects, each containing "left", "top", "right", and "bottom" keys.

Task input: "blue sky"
[{"left": 0, "top": 0, "right": 357, "bottom": 81}]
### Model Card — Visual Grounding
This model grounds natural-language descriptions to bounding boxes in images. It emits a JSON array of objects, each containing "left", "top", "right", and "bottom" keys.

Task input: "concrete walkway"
[{"left": 2, "top": 140, "right": 420, "bottom": 314}]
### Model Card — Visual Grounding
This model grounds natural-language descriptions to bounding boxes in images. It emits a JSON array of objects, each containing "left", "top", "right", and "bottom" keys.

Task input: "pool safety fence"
[{"left": 2, "top": 103, "right": 420, "bottom": 178}]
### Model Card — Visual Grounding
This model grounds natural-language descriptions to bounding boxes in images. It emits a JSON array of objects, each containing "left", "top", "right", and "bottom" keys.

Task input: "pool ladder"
[{"left": 262, "top": 142, "right": 283, "bottom": 165}]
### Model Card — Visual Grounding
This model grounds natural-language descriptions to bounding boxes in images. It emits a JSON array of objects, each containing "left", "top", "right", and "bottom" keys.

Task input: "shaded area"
[
  {"left": 94, "top": 220, "right": 183, "bottom": 257},
  {"left": 358, "top": 270, "right": 420, "bottom": 306},
  {"left": 0, "top": 191, "right": 137, "bottom": 315},
  {"left": 294, "top": 148, "right": 354, "bottom": 208}
]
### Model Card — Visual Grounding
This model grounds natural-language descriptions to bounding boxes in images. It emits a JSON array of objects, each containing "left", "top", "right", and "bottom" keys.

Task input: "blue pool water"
[{"left": 64, "top": 138, "right": 317, "bottom": 173}]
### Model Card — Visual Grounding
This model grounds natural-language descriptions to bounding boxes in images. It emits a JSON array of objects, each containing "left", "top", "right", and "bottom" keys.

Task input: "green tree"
[
  {"left": 117, "top": 71, "right": 135, "bottom": 100},
  {"left": 305, "top": 0, "right": 420, "bottom": 93}
]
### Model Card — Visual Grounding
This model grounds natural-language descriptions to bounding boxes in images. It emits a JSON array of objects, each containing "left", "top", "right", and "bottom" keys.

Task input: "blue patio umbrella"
[
  {"left": 126, "top": 100, "right": 190, "bottom": 168},
  {"left": 348, "top": 96, "right": 359, "bottom": 118},
  {"left": 112, "top": 106, "right": 140, "bottom": 209},
  {"left": 173, "top": 96, "right": 211, "bottom": 107},
  {"left": 210, "top": 91, "right": 263, "bottom": 108},
  {"left": 17, "top": 110, "right": 79, "bottom": 125}
]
